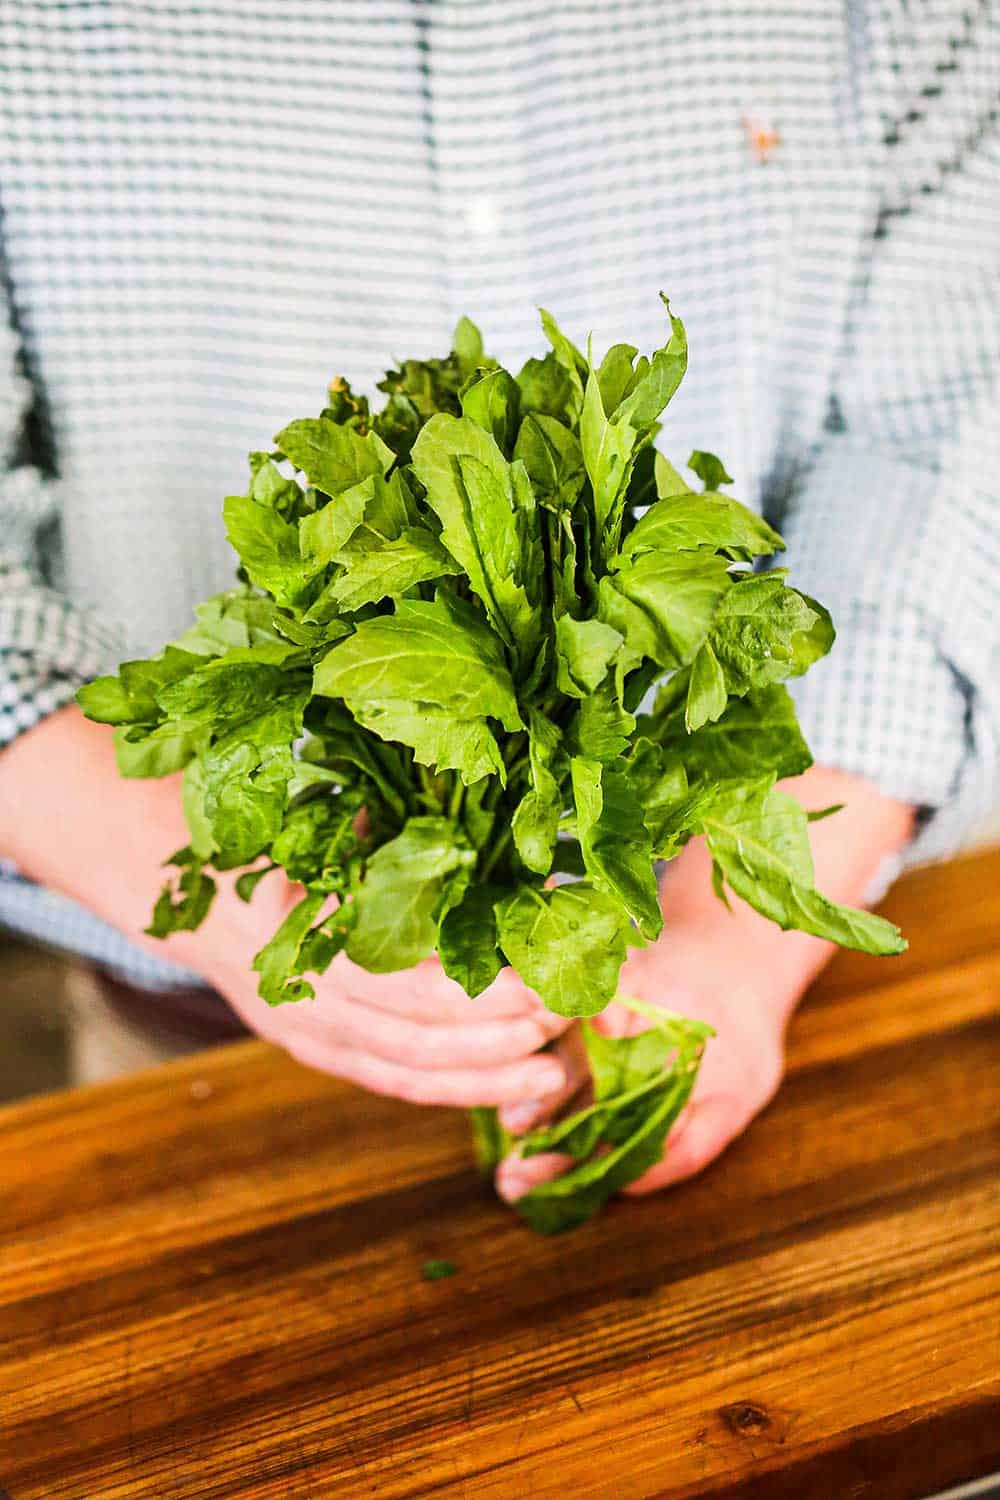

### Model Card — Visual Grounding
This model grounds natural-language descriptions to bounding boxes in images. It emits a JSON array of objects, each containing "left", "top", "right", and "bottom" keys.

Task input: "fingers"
[
  {"left": 332, "top": 955, "right": 564, "bottom": 1027},
  {"left": 494, "top": 1151, "right": 575, "bottom": 1203},
  {"left": 282, "top": 1033, "right": 568, "bottom": 1108},
  {"left": 587, "top": 1001, "right": 641, "bottom": 1040},
  {"left": 622, "top": 1034, "right": 785, "bottom": 1195},
  {"left": 496, "top": 1027, "right": 590, "bottom": 1134},
  {"left": 494, "top": 1030, "right": 591, "bottom": 1201},
  {"left": 621, "top": 1096, "right": 736, "bottom": 1194},
  {"left": 292, "top": 989, "right": 561, "bottom": 1071}
]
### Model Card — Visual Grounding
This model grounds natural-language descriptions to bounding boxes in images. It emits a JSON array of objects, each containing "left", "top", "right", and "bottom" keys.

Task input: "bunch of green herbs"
[{"left": 78, "top": 298, "right": 904, "bottom": 1231}]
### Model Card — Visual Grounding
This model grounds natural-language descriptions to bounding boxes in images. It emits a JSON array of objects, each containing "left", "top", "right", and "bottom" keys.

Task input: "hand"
[
  {"left": 492, "top": 764, "right": 915, "bottom": 1205},
  {"left": 492, "top": 935, "right": 787, "bottom": 1204},
  {"left": 0, "top": 708, "right": 572, "bottom": 1108},
  {"left": 209, "top": 871, "right": 573, "bottom": 1108}
]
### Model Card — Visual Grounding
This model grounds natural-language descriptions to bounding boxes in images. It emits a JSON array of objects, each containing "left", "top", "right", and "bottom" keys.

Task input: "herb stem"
[{"left": 479, "top": 826, "right": 514, "bottom": 881}]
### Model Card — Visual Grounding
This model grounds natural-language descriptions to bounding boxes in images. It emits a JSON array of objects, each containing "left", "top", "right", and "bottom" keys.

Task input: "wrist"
[{"left": 0, "top": 705, "right": 208, "bottom": 967}]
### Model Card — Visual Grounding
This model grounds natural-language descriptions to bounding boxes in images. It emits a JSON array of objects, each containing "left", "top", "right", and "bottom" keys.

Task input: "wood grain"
[{"left": 0, "top": 849, "right": 997, "bottom": 1499}]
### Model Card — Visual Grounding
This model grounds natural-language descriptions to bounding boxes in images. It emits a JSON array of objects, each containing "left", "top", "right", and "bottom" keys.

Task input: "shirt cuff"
[
  {"left": 0, "top": 560, "right": 121, "bottom": 750},
  {"left": 780, "top": 438, "right": 998, "bottom": 864},
  {"left": 787, "top": 601, "right": 992, "bottom": 862}
]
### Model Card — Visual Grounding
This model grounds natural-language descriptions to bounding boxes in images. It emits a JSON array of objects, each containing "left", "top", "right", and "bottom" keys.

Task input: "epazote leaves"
[
  {"left": 510, "top": 1000, "right": 713, "bottom": 1233},
  {"left": 495, "top": 883, "right": 631, "bottom": 1018},
  {"left": 78, "top": 298, "right": 906, "bottom": 1232}
]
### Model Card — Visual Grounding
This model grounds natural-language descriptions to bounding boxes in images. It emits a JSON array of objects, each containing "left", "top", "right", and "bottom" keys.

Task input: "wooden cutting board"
[{"left": 1, "top": 849, "right": 998, "bottom": 1499}]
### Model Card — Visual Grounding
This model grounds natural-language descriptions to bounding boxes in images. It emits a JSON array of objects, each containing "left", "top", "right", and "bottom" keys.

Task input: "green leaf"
[
  {"left": 571, "top": 759, "right": 662, "bottom": 939},
  {"left": 353, "top": 700, "right": 505, "bottom": 785},
  {"left": 113, "top": 723, "right": 198, "bottom": 779},
  {"left": 685, "top": 640, "right": 728, "bottom": 731},
  {"left": 538, "top": 308, "right": 586, "bottom": 420},
  {"left": 580, "top": 357, "right": 640, "bottom": 536},
  {"left": 347, "top": 818, "right": 476, "bottom": 972},
  {"left": 76, "top": 647, "right": 203, "bottom": 727},
  {"left": 174, "top": 589, "right": 289, "bottom": 658},
  {"left": 274, "top": 416, "right": 384, "bottom": 497},
  {"left": 702, "top": 779, "right": 907, "bottom": 956},
  {"left": 181, "top": 758, "right": 216, "bottom": 860},
  {"left": 156, "top": 652, "right": 306, "bottom": 732},
  {"left": 303, "top": 703, "right": 411, "bottom": 821},
  {"left": 807, "top": 803, "right": 845, "bottom": 823},
  {"left": 515, "top": 352, "right": 576, "bottom": 422},
  {"left": 787, "top": 592, "right": 836, "bottom": 676},
  {"left": 687, "top": 449, "right": 734, "bottom": 490},
  {"left": 271, "top": 797, "right": 359, "bottom": 891},
  {"left": 421, "top": 1258, "right": 458, "bottom": 1282},
  {"left": 410, "top": 414, "right": 541, "bottom": 656},
  {"left": 568, "top": 679, "right": 636, "bottom": 762},
  {"left": 469, "top": 1106, "right": 514, "bottom": 1173},
  {"left": 652, "top": 683, "right": 813, "bottom": 782},
  {"left": 599, "top": 552, "right": 732, "bottom": 671},
  {"left": 314, "top": 593, "right": 523, "bottom": 731},
  {"left": 234, "top": 865, "right": 275, "bottom": 903},
  {"left": 610, "top": 298, "right": 688, "bottom": 430},
  {"left": 708, "top": 574, "right": 819, "bottom": 695},
  {"left": 146, "top": 847, "right": 216, "bottom": 939},
  {"left": 509, "top": 791, "right": 558, "bottom": 876},
  {"left": 252, "top": 890, "right": 329, "bottom": 1004},
  {"left": 198, "top": 690, "right": 309, "bottom": 867},
  {"left": 248, "top": 455, "right": 303, "bottom": 517},
  {"left": 512, "top": 413, "right": 585, "bottom": 511},
  {"left": 318, "top": 376, "right": 371, "bottom": 431},
  {"left": 652, "top": 785, "right": 723, "bottom": 862},
  {"left": 653, "top": 450, "right": 694, "bottom": 497},
  {"left": 325, "top": 527, "right": 458, "bottom": 612},
  {"left": 271, "top": 612, "right": 350, "bottom": 650},
  {"left": 223, "top": 494, "right": 310, "bottom": 607},
  {"left": 452, "top": 314, "right": 485, "bottom": 378},
  {"left": 519, "top": 1010, "right": 709, "bottom": 1161},
  {"left": 624, "top": 738, "right": 690, "bottom": 845},
  {"left": 510, "top": 708, "right": 563, "bottom": 874},
  {"left": 438, "top": 882, "right": 505, "bottom": 997},
  {"left": 619, "top": 490, "right": 784, "bottom": 562},
  {"left": 513, "top": 1007, "right": 710, "bottom": 1233},
  {"left": 460, "top": 367, "right": 521, "bottom": 454},
  {"left": 496, "top": 884, "right": 630, "bottom": 1017},
  {"left": 298, "top": 475, "right": 374, "bottom": 570},
  {"left": 596, "top": 343, "right": 641, "bottom": 414},
  {"left": 555, "top": 615, "right": 623, "bottom": 698}
]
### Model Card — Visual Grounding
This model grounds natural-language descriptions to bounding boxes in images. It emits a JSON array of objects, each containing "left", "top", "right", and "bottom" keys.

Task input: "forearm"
[
  {"left": 0, "top": 704, "right": 259, "bottom": 978},
  {"left": 655, "top": 764, "right": 915, "bottom": 1026}
]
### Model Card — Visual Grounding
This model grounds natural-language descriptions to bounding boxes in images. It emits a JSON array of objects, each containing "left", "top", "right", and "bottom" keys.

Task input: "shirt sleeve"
[
  {"left": 0, "top": 310, "right": 120, "bottom": 749},
  {"left": 778, "top": 32, "right": 1000, "bottom": 862}
]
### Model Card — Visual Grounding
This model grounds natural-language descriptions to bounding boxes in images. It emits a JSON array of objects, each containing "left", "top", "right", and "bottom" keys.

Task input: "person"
[{"left": 0, "top": 4, "right": 996, "bottom": 1205}]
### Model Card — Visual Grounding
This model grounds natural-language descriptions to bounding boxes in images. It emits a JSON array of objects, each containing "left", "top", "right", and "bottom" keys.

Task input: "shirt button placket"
[{"left": 423, "top": 2, "right": 537, "bottom": 360}]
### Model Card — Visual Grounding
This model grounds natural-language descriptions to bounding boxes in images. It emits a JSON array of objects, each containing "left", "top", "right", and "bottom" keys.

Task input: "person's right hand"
[
  {"left": 219, "top": 938, "right": 574, "bottom": 1108},
  {"left": 0, "top": 706, "right": 575, "bottom": 1108},
  {"left": 204, "top": 863, "right": 575, "bottom": 1106}
]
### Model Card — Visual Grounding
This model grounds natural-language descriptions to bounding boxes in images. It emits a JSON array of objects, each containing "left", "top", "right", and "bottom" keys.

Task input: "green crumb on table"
[{"left": 422, "top": 1259, "right": 458, "bottom": 1282}]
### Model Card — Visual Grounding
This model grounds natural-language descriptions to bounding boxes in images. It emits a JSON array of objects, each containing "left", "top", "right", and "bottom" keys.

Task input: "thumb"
[
  {"left": 622, "top": 1074, "right": 777, "bottom": 1196},
  {"left": 495, "top": 1026, "right": 589, "bottom": 1135},
  {"left": 493, "top": 1031, "right": 590, "bottom": 1203},
  {"left": 495, "top": 1148, "right": 576, "bottom": 1204}
]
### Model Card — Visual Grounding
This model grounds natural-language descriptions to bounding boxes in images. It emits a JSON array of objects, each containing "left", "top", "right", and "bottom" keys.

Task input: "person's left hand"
[
  {"left": 491, "top": 932, "right": 789, "bottom": 1204},
  {"left": 489, "top": 762, "right": 916, "bottom": 1208}
]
